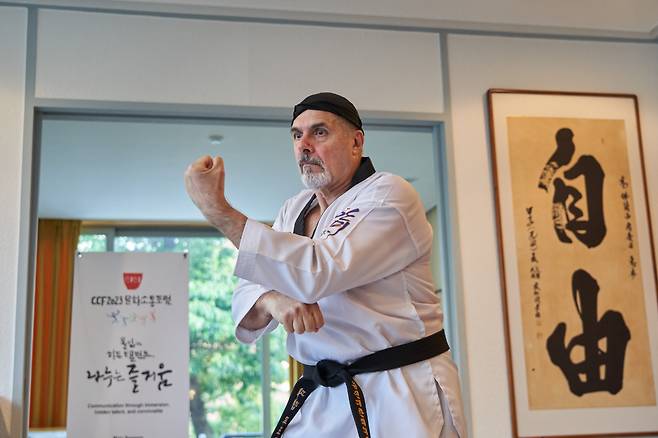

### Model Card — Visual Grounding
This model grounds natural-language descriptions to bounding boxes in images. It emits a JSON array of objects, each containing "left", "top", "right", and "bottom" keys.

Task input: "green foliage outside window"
[{"left": 76, "top": 234, "right": 106, "bottom": 252}]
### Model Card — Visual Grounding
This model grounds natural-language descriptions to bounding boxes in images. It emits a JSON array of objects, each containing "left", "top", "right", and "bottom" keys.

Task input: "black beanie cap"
[{"left": 291, "top": 92, "right": 363, "bottom": 130}]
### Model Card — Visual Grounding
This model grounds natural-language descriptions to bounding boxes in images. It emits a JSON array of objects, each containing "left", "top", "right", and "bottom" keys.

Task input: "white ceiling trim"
[
  {"left": 33, "top": 98, "right": 447, "bottom": 126},
  {"left": 3, "top": 0, "right": 658, "bottom": 41}
]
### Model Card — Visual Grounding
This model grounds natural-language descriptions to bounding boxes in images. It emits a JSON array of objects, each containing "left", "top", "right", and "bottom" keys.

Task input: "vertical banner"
[
  {"left": 488, "top": 90, "right": 658, "bottom": 437},
  {"left": 67, "top": 252, "right": 189, "bottom": 438}
]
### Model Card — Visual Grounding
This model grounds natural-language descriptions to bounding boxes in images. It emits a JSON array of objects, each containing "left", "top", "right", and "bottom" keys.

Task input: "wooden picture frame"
[{"left": 487, "top": 89, "right": 658, "bottom": 437}]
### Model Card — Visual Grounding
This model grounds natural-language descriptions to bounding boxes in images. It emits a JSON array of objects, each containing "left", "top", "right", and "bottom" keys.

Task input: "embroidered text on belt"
[{"left": 271, "top": 329, "right": 450, "bottom": 438}]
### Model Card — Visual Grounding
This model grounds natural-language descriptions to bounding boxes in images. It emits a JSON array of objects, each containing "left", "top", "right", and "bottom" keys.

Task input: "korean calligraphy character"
[
  {"left": 86, "top": 369, "right": 103, "bottom": 383},
  {"left": 156, "top": 363, "right": 173, "bottom": 391},
  {"left": 126, "top": 363, "right": 140, "bottom": 393},
  {"left": 101, "top": 368, "right": 124, "bottom": 387},
  {"left": 142, "top": 369, "right": 156, "bottom": 382}
]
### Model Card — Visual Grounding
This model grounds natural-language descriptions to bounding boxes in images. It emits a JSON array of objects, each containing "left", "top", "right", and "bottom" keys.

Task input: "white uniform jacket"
[{"left": 231, "top": 159, "right": 466, "bottom": 438}]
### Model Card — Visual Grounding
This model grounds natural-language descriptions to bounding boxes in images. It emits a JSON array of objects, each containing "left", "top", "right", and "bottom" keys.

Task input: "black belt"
[{"left": 271, "top": 329, "right": 450, "bottom": 438}]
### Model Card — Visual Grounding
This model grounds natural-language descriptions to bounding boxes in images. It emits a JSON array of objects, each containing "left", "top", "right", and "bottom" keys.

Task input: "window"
[{"left": 78, "top": 229, "right": 289, "bottom": 437}]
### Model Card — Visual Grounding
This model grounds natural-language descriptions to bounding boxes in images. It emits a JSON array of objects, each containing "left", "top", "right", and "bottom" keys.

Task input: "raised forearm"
[{"left": 203, "top": 204, "right": 247, "bottom": 249}]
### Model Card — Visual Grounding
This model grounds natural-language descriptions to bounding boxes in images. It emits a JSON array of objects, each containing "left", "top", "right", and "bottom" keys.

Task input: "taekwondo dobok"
[{"left": 232, "top": 156, "right": 466, "bottom": 438}]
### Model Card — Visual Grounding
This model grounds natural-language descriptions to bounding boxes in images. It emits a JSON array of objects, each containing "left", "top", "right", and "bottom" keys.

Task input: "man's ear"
[{"left": 352, "top": 130, "right": 364, "bottom": 156}]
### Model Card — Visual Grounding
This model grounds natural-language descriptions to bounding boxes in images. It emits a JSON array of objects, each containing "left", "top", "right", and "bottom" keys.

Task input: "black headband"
[{"left": 292, "top": 92, "right": 363, "bottom": 130}]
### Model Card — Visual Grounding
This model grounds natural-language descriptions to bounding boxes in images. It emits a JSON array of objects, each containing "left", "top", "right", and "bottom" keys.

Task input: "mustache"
[{"left": 299, "top": 153, "right": 324, "bottom": 168}]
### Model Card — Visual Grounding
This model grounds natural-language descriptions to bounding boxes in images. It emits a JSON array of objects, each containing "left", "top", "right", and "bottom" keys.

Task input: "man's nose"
[{"left": 299, "top": 133, "right": 314, "bottom": 152}]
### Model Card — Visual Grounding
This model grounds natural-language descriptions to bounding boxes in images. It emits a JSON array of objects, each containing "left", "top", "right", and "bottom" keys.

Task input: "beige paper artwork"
[{"left": 506, "top": 116, "right": 655, "bottom": 409}]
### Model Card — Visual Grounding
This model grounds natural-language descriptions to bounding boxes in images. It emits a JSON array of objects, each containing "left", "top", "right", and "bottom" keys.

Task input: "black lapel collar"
[{"left": 293, "top": 157, "right": 375, "bottom": 236}]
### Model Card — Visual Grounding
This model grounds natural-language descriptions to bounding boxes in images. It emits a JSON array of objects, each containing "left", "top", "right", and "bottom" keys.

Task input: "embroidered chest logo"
[{"left": 320, "top": 208, "right": 360, "bottom": 239}]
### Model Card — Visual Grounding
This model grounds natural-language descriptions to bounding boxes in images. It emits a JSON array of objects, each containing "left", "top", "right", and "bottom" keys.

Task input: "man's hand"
[
  {"left": 184, "top": 155, "right": 229, "bottom": 219},
  {"left": 249, "top": 291, "right": 324, "bottom": 334},
  {"left": 266, "top": 292, "right": 325, "bottom": 334},
  {"left": 184, "top": 155, "right": 247, "bottom": 248}
]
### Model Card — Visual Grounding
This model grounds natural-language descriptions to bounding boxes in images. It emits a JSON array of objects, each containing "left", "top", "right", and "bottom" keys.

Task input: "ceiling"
[
  {"left": 95, "top": 0, "right": 658, "bottom": 39},
  {"left": 38, "top": 118, "right": 437, "bottom": 223}
]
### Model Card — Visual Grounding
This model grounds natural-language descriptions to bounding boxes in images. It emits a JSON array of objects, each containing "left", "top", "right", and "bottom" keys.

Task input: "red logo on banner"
[{"left": 123, "top": 273, "right": 143, "bottom": 290}]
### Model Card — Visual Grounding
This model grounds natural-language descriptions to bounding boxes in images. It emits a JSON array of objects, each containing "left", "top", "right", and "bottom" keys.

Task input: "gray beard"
[{"left": 300, "top": 167, "right": 332, "bottom": 189}]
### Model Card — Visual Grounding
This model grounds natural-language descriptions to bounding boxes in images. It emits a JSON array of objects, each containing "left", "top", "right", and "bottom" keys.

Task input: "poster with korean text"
[
  {"left": 487, "top": 90, "right": 658, "bottom": 437},
  {"left": 67, "top": 252, "right": 189, "bottom": 438}
]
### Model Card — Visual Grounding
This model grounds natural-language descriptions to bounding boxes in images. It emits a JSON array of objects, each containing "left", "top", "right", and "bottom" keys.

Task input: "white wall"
[
  {"left": 35, "top": 9, "right": 444, "bottom": 113},
  {"left": 0, "top": 5, "right": 28, "bottom": 437},
  {"left": 447, "top": 34, "right": 658, "bottom": 437}
]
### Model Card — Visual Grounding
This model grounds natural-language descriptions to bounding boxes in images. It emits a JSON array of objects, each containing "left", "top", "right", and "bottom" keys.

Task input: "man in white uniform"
[{"left": 185, "top": 92, "right": 466, "bottom": 438}]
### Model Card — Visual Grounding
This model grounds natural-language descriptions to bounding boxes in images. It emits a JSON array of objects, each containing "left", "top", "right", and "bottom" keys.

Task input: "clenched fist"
[
  {"left": 184, "top": 155, "right": 247, "bottom": 248},
  {"left": 242, "top": 291, "right": 325, "bottom": 334},
  {"left": 184, "top": 155, "right": 229, "bottom": 217},
  {"left": 264, "top": 292, "right": 325, "bottom": 334}
]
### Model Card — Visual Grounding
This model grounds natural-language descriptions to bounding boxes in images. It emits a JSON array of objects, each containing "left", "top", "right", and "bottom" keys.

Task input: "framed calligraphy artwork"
[{"left": 487, "top": 90, "right": 658, "bottom": 437}]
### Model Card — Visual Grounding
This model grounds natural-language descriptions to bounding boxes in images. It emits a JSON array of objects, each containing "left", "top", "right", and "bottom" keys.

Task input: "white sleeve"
[
  {"left": 231, "top": 278, "right": 279, "bottom": 344},
  {"left": 231, "top": 199, "right": 289, "bottom": 344},
  {"left": 233, "top": 176, "right": 432, "bottom": 303}
]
